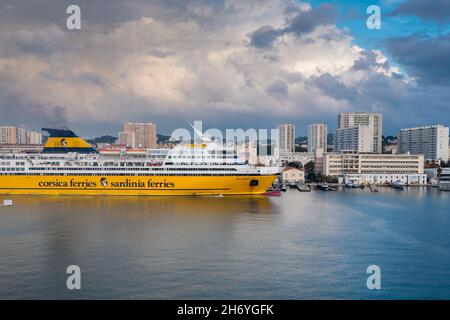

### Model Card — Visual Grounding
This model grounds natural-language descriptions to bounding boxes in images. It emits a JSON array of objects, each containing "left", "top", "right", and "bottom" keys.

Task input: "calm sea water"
[{"left": 0, "top": 187, "right": 449, "bottom": 299}]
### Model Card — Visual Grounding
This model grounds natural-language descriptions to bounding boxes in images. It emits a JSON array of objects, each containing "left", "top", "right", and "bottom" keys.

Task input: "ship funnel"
[{"left": 41, "top": 128, "right": 98, "bottom": 154}]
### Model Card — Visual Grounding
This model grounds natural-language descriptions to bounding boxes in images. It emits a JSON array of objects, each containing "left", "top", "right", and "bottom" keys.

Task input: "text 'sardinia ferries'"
[{"left": 0, "top": 128, "right": 281, "bottom": 196}]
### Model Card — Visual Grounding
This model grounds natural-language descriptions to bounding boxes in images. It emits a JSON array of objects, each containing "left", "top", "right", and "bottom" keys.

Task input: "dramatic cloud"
[
  {"left": 391, "top": 0, "right": 450, "bottom": 22},
  {"left": 0, "top": 0, "right": 448, "bottom": 136},
  {"left": 387, "top": 33, "right": 450, "bottom": 85},
  {"left": 249, "top": 3, "right": 337, "bottom": 48}
]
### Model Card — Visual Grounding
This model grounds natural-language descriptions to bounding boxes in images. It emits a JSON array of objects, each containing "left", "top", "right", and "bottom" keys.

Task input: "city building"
[
  {"left": 16, "top": 128, "right": 27, "bottom": 144},
  {"left": 279, "top": 151, "right": 313, "bottom": 167},
  {"left": 27, "top": 131, "right": 42, "bottom": 144},
  {"left": 323, "top": 152, "right": 426, "bottom": 185},
  {"left": 118, "top": 122, "right": 157, "bottom": 149},
  {"left": 313, "top": 147, "right": 324, "bottom": 174},
  {"left": 0, "top": 126, "right": 42, "bottom": 145},
  {"left": 118, "top": 131, "right": 135, "bottom": 148},
  {"left": 278, "top": 123, "right": 295, "bottom": 153},
  {"left": 338, "top": 112, "right": 382, "bottom": 153},
  {"left": 0, "top": 126, "right": 17, "bottom": 144},
  {"left": 333, "top": 126, "right": 373, "bottom": 153},
  {"left": 383, "top": 143, "right": 397, "bottom": 154},
  {"left": 397, "top": 125, "right": 449, "bottom": 162},
  {"left": 308, "top": 123, "right": 327, "bottom": 153},
  {"left": 281, "top": 167, "right": 304, "bottom": 184}
]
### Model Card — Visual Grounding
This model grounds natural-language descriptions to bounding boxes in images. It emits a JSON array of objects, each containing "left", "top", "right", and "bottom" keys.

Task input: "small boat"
[
  {"left": 281, "top": 185, "right": 287, "bottom": 192},
  {"left": 328, "top": 185, "right": 337, "bottom": 191},
  {"left": 390, "top": 180, "right": 405, "bottom": 190},
  {"left": 346, "top": 182, "right": 364, "bottom": 189},
  {"left": 345, "top": 182, "right": 354, "bottom": 188},
  {"left": 296, "top": 184, "right": 311, "bottom": 192},
  {"left": 317, "top": 183, "right": 330, "bottom": 191},
  {"left": 431, "top": 179, "right": 440, "bottom": 188}
]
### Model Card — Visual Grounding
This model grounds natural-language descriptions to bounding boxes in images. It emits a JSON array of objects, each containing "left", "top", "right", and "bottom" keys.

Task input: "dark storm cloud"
[
  {"left": 266, "top": 80, "right": 288, "bottom": 98},
  {"left": 308, "top": 73, "right": 358, "bottom": 102},
  {"left": 249, "top": 25, "right": 280, "bottom": 48},
  {"left": 350, "top": 50, "right": 398, "bottom": 76},
  {"left": 0, "top": 0, "right": 271, "bottom": 31},
  {"left": 0, "top": 25, "right": 67, "bottom": 57},
  {"left": 0, "top": 91, "right": 68, "bottom": 129},
  {"left": 249, "top": 3, "right": 337, "bottom": 48},
  {"left": 284, "top": 4, "right": 337, "bottom": 36},
  {"left": 391, "top": 0, "right": 450, "bottom": 23},
  {"left": 387, "top": 33, "right": 450, "bottom": 85}
]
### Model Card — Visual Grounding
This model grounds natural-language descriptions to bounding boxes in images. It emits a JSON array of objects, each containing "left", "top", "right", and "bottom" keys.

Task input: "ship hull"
[{"left": 0, "top": 174, "right": 278, "bottom": 196}]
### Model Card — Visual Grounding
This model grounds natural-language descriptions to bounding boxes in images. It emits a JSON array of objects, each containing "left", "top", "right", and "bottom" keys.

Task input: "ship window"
[{"left": 249, "top": 179, "right": 259, "bottom": 186}]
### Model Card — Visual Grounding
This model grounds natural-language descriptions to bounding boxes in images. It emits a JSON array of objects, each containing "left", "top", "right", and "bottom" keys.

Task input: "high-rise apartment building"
[
  {"left": 0, "top": 126, "right": 17, "bottom": 144},
  {"left": 397, "top": 125, "right": 449, "bottom": 162},
  {"left": 308, "top": 123, "right": 327, "bottom": 153},
  {"left": 16, "top": 128, "right": 27, "bottom": 144},
  {"left": 333, "top": 126, "right": 374, "bottom": 153},
  {"left": 0, "top": 126, "right": 42, "bottom": 145},
  {"left": 338, "top": 112, "right": 382, "bottom": 153},
  {"left": 27, "top": 131, "right": 42, "bottom": 144},
  {"left": 118, "top": 131, "right": 136, "bottom": 148},
  {"left": 278, "top": 123, "right": 295, "bottom": 153},
  {"left": 118, "top": 122, "right": 157, "bottom": 149}
]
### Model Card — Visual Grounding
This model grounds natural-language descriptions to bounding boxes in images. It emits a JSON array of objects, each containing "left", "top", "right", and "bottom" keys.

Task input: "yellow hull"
[{"left": 0, "top": 175, "right": 278, "bottom": 196}]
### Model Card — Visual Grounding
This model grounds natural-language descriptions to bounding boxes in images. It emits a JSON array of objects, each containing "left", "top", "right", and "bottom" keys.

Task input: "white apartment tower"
[
  {"left": 308, "top": 123, "right": 327, "bottom": 153},
  {"left": 338, "top": 112, "right": 382, "bottom": 153},
  {"left": 278, "top": 123, "right": 295, "bottom": 153},
  {"left": 333, "top": 126, "right": 374, "bottom": 153},
  {"left": 397, "top": 125, "right": 449, "bottom": 162}
]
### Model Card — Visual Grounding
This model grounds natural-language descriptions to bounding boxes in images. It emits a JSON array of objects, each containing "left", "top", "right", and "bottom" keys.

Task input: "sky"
[{"left": 0, "top": 0, "right": 449, "bottom": 137}]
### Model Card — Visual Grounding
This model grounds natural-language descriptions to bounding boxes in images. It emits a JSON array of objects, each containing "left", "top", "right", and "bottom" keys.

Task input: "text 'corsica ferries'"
[{"left": 0, "top": 128, "right": 281, "bottom": 196}]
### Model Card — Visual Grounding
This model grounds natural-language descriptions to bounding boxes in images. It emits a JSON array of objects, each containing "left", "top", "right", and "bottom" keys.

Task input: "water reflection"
[
  {"left": 12, "top": 195, "right": 277, "bottom": 216},
  {"left": 1, "top": 189, "right": 449, "bottom": 299}
]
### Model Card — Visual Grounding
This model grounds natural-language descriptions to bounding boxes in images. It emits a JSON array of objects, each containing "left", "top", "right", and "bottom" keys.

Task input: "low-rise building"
[
  {"left": 281, "top": 167, "right": 304, "bottom": 184},
  {"left": 323, "top": 152, "right": 426, "bottom": 185}
]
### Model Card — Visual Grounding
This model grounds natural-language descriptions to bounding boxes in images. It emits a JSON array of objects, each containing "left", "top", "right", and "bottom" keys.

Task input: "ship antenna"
[{"left": 189, "top": 121, "right": 212, "bottom": 142}]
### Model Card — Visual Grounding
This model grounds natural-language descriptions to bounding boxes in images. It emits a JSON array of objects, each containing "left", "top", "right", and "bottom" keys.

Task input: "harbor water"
[{"left": 0, "top": 187, "right": 450, "bottom": 299}]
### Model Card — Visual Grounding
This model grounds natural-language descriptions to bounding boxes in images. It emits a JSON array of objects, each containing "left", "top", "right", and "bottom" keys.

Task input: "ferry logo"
[
  {"left": 100, "top": 178, "right": 108, "bottom": 187},
  {"left": 60, "top": 138, "right": 68, "bottom": 147}
]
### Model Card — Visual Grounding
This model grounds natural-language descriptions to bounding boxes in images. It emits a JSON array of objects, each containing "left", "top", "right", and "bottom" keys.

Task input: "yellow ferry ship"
[{"left": 0, "top": 128, "right": 280, "bottom": 196}]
